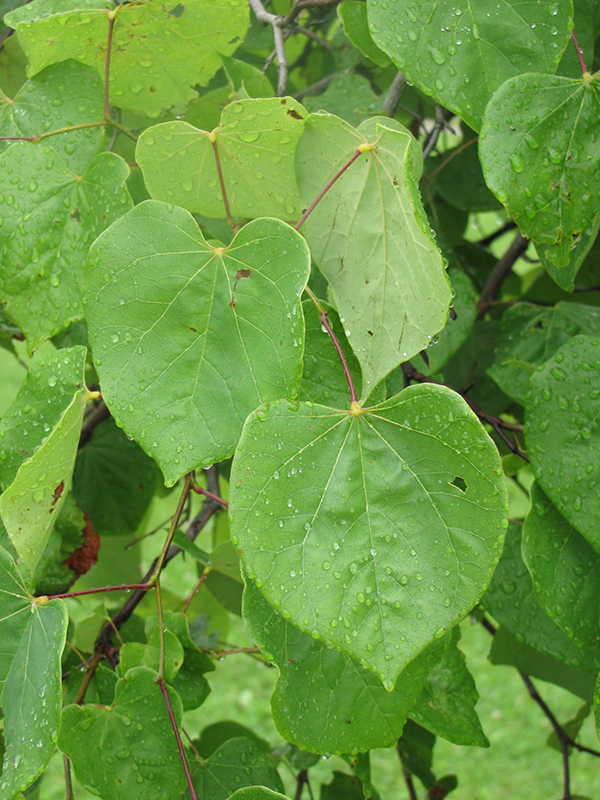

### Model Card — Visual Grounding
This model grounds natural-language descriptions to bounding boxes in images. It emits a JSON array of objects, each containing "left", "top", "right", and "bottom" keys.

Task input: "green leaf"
[
  {"left": 0, "top": 546, "right": 68, "bottom": 799},
  {"left": 84, "top": 201, "right": 310, "bottom": 486},
  {"left": 429, "top": 137, "right": 500, "bottom": 212},
  {"left": 303, "top": 74, "right": 381, "bottom": 127},
  {"left": 525, "top": 335, "right": 600, "bottom": 552},
  {"left": 0, "top": 61, "right": 105, "bottom": 170},
  {"left": 205, "top": 541, "right": 243, "bottom": 615},
  {"left": 9, "top": 0, "right": 249, "bottom": 116},
  {"left": 0, "top": 144, "right": 132, "bottom": 351},
  {"left": 523, "top": 483, "right": 600, "bottom": 649},
  {"left": 367, "top": 0, "right": 573, "bottom": 131},
  {"left": 480, "top": 72, "right": 600, "bottom": 268},
  {"left": 0, "top": 346, "right": 88, "bottom": 489},
  {"left": 228, "top": 791, "right": 289, "bottom": 800},
  {"left": 137, "top": 97, "right": 306, "bottom": 219},
  {"left": 338, "top": 1, "right": 389, "bottom": 67},
  {"left": 172, "top": 530, "right": 212, "bottom": 566},
  {"left": 397, "top": 720, "right": 435, "bottom": 789},
  {"left": 490, "top": 626, "right": 597, "bottom": 703},
  {"left": 595, "top": 670, "right": 600, "bottom": 739},
  {"left": 220, "top": 55, "right": 274, "bottom": 99},
  {"left": 243, "top": 579, "right": 445, "bottom": 755},
  {"left": 194, "top": 722, "right": 271, "bottom": 759},
  {"left": 230, "top": 386, "right": 507, "bottom": 688},
  {"left": 73, "top": 417, "right": 158, "bottom": 536},
  {"left": 536, "top": 211, "right": 600, "bottom": 292},
  {"left": 0, "top": 346, "right": 88, "bottom": 574},
  {"left": 410, "top": 627, "right": 488, "bottom": 747},
  {"left": 488, "top": 302, "right": 600, "bottom": 405},
  {"left": 482, "top": 523, "right": 600, "bottom": 676},
  {"left": 298, "top": 299, "right": 363, "bottom": 407},
  {"left": 296, "top": 114, "right": 451, "bottom": 399},
  {"left": 188, "top": 737, "right": 284, "bottom": 800},
  {"left": 5, "top": 0, "right": 113, "bottom": 26},
  {"left": 413, "top": 269, "right": 477, "bottom": 377},
  {"left": 59, "top": 667, "right": 185, "bottom": 800},
  {"left": 320, "top": 771, "right": 381, "bottom": 800}
]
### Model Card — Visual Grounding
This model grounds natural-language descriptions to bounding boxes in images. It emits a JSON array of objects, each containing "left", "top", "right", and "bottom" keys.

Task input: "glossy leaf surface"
[
  {"left": 368, "top": 0, "right": 572, "bottom": 130},
  {"left": 137, "top": 98, "right": 306, "bottom": 219},
  {"left": 0, "top": 346, "right": 88, "bottom": 574},
  {"left": 525, "top": 335, "right": 600, "bottom": 553},
  {"left": 0, "top": 144, "right": 132, "bottom": 350},
  {"left": 243, "top": 579, "right": 444, "bottom": 754},
  {"left": 0, "top": 546, "right": 68, "bottom": 799},
  {"left": 9, "top": 0, "right": 249, "bottom": 116},
  {"left": 85, "top": 201, "right": 310, "bottom": 485},
  {"left": 60, "top": 667, "right": 184, "bottom": 800},
  {"left": 296, "top": 114, "right": 450, "bottom": 399},
  {"left": 480, "top": 72, "right": 600, "bottom": 269},
  {"left": 230, "top": 386, "right": 507, "bottom": 687},
  {"left": 523, "top": 483, "right": 600, "bottom": 649}
]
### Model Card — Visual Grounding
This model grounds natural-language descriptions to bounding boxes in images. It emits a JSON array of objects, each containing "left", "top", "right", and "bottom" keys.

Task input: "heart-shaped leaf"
[
  {"left": 84, "top": 200, "right": 310, "bottom": 485},
  {"left": 230, "top": 386, "right": 507, "bottom": 688}
]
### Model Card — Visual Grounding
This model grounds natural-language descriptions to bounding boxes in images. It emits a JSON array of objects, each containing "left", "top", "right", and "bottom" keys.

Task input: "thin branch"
[
  {"left": 402, "top": 362, "right": 529, "bottom": 461},
  {"left": 248, "top": 0, "right": 288, "bottom": 95},
  {"left": 182, "top": 572, "right": 208, "bottom": 614},
  {"left": 209, "top": 646, "right": 261, "bottom": 657},
  {"left": 0, "top": 26, "right": 14, "bottom": 52},
  {"left": 63, "top": 755, "right": 74, "bottom": 800},
  {"left": 281, "top": 0, "right": 341, "bottom": 26},
  {"left": 571, "top": 30, "right": 588, "bottom": 76},
  {"left": 476, "top": 220, "right": 517, "bottom": 248},
  {"left": 382, "top": 71, "right": 406, "bottom": 118},
  {"left": 476, "top": 231, "right": 529, "bottom": 320},
  {"left": 158, "top": 680, "right": 199, "bottom": 800},
  {"left": 294, "top": 769, "right": 309, "bottom": 800},
  {"left": 427, "top": 136, "right": 478, "bottom": 181},
  {"left": 422, "top": 103, "right": 453, "bottom": 160},
  {"left": 520, "top": 673, "right": 571, "bottom": 800},
  {"left": 402, "top": 769, "right": 418, "bottom": 800},
  {"left": 294, "top": 24, "right": 331, "bottom": 50},
  {"left": 293, "top": 71, "right": 338, "bottom": 100},
  {"left": 191, "top": 483, "right": 228, "bottom": 508},
  {"left": 79, "top": 400, "right": 110, "bottom": 448},
  {"left": 573, "top": 284, "right": 600, "bottom": 294}
]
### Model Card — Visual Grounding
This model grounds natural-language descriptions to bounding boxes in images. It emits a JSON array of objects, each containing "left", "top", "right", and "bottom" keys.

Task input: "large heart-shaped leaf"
[
  {"left": 480, "top": 72, "right": 600, "bottom": 269},
  {"left": 525, "top": 335, "right": 600, "bottom": 553},
  {"left": 189, "top": 738, "right": 284, "bottom": 800},
  {"left": 367, "top": 0, "right": 572, "bottom": 131},
  {"left": 7, "top": 0, "right": 249, "bottom": 116},
  {"left": 0, "top": 143, "right": 132, "bottom": 351},
  {"left": 230, "top": 386, "right": 507, "bottom": 688},
  {"left": 296, "top": 114, "right": 451, "bottom": 400},
  {"left": 137, "top": 97, "right": 306, "bottom": 219},
  {"left": 0, "top": 546, "right": 68, "bottom": 799},
  {"left": 0, "top": 346, "right": 88, "bottom": 575},
  {"left": 243, "top": 579, "right": 445, "bottom": 754},
  {"left": 523, "top": 483, "right": 600, "bottom": 649},
  {"left": 84, "top": 200, "right": 310, "bottom": 485}
]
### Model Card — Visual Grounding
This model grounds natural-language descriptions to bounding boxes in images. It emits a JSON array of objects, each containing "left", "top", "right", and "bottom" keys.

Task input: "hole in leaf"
[{"left": 450, "top": 476, "right": 467, "bottom": 493}]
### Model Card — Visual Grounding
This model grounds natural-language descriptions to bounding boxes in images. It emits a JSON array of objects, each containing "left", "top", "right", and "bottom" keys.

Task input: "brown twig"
[
  {"left": 383, "top": 71, "right": 406, "bottom": 118},
  {"left": 476, "top": 221, "right": 517, "bottom": 248},
  {"left": 402, "top": 767, "right": 418, "bottom": 800},
  {"left": 476, "top": 231, "right": 529, "bottom": 320},
  {"left": 158, "top": 680, "right": 199, "bottom": 800},
  {"left": 63, "top": 755, "right": 74, "bottom": 800},
  {"left": 422, "top": 104, "right": 454, "bottom": 160},
  {"left": 79, "top": 400, "right": 110, "bottom": 447},
  {"left": 294, "top": 769, "right": 310, "bottom": 800},
  {"left": 248, "top": 0, "right": 288, "bottom": 95}
]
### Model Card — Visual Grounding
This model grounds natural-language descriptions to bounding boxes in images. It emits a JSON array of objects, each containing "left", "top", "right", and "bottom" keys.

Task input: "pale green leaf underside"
[
  {"left": 0, "top": 346, "right": 88, "bottom": 489},
  {"left": 84, "top": 201, "right": 310, "bottom": 486},
  {"left": 296, "top": 114, "right": 450, "bottom": 400},
  {"left": 367, "top": 0, "right": 572, "bottom": 130},
  {"left": 0, "top": 347, "right": 88, "bottom": 574},
  {"left": 0, "top": 546, "right": 67, "bottom": 800},
  {"left": 59, "top": 667, "right": 185, "bottom": 800},
  {"left": 525, "top": 335, "right": 600, "bottom": 554},
  {"left": 230, "top": 386, "right": 507, "bottom": 688},
  {"left": 0, "top": 144, "right": 132, "bottom": 351},
  {"left": 0, "top": 598, "right": 67, "bottom": 800},
  {"left": 137, "top": 97, "right": 306, "bottom": 219},
  {"left": 480, "top": 73, "right": 600, "bottom": 268},
  {"left": 10, "top": 0, "right": 249, "bottom": 116},
  {"left": 0, "top": 60, "right": 105, "bottom": 171},
  {"left": 243, "top": 579, "right": 444, "bottom": 754},
  {"left": 523, "top": 483, "right": 600, "bottom": 649}
]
